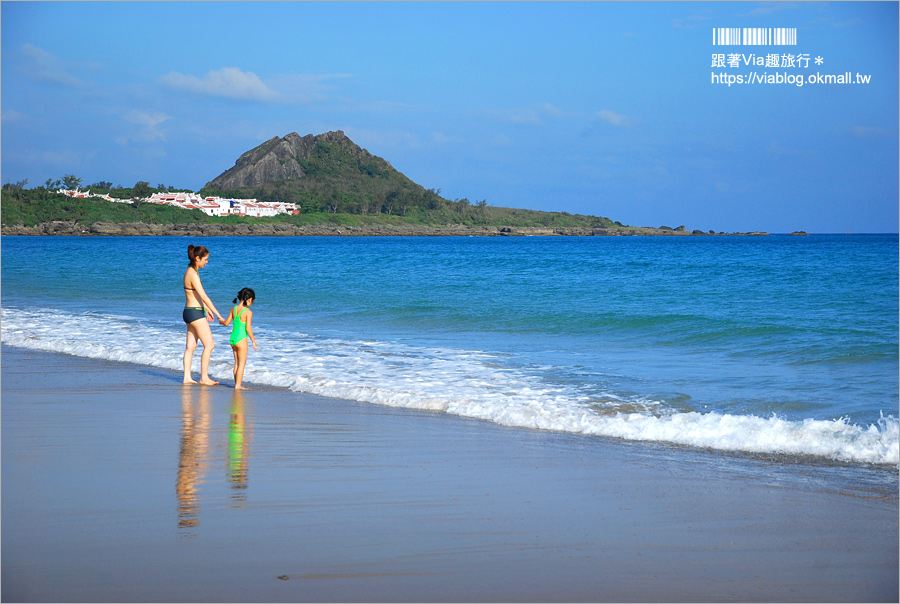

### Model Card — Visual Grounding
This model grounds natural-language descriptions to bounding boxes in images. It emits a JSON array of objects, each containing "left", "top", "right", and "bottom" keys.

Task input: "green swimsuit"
[{"left": 230, "top": 306, "right": 248, "bottom": 346}]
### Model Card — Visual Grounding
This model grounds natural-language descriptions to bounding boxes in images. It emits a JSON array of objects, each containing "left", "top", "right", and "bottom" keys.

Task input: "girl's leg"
[
  {"left": 231, "top": 345, "right": 239, "bottom": 384},
  {"left": 191, "top": 319, "right": 218, "bottom": 386},
  {"left": 234, "top": 340, "right": 248, "bottom": 390},
  {"left": 183, "top": 327, "right": 199, "bottom": 384}
]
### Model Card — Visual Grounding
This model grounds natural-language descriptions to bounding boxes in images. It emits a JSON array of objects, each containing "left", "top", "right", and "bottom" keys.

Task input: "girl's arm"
[{"left": 245, "top": 309, "right": 258, "bottom": 351}]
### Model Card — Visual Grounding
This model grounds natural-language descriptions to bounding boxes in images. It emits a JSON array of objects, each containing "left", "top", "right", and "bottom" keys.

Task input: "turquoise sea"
[{"left": 2, "top": 235, "right": 898, "bottom": 472}]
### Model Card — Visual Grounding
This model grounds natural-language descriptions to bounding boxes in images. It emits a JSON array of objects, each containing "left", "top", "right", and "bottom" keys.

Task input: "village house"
[
  {"left": 59, "top": 188, "right": 299, "bottom": 217},
  {"left": 145, "top": 192, "right": 298, "bottom": 217}
]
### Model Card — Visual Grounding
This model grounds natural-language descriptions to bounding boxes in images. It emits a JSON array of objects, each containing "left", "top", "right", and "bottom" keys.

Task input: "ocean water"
[{"left": 2, "top": 235, "right": 898, "bottom": 469}]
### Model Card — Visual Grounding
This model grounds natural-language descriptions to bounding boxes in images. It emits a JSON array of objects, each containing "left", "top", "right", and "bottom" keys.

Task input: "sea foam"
[{"left": 2, "top": 307, "right": 897, "bottom": 465}]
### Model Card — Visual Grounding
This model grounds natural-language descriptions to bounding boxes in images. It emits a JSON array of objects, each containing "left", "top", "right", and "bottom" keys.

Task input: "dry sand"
[{"left": 2, "top": 345, "right": 897, "bottom": 602}]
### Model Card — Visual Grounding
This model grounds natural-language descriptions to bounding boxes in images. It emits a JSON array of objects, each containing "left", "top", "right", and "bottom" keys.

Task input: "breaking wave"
[{"left": 2, "top": 307, "right": 897, "bottom": 465}]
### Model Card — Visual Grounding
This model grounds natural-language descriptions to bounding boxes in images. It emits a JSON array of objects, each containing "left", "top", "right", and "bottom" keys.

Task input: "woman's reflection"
[{"left": 176, "top": 385, "right": 211, "bottom": 531}]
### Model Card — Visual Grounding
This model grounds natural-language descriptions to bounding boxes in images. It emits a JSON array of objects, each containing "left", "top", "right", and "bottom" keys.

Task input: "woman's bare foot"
[
  {"left": 183, "top": 378, "right": 198, "bottom": 385},
  {"left": 199, "top": 378, "right": 219, "bottom": 386}
]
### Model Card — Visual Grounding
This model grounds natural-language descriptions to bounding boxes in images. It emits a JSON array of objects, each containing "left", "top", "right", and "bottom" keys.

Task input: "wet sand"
[{"left": 1, "top": 345, "right": 897, "bottom": 602}]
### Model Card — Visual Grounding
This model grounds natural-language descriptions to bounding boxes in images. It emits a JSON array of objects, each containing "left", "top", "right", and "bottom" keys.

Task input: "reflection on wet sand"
[
  {"left": 228, "top": 389, "right": 250, "bottom": 504},
  {"left": 177, "top": 386, "right": 211, "bottom": 531},
  {"left": 176, "top": 387, "right": 253, "bottom": 533}
]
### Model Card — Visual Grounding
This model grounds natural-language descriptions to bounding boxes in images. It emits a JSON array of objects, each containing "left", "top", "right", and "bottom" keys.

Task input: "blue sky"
[{"left": 2, "top": 1, "right": 897, "bottom": 233}]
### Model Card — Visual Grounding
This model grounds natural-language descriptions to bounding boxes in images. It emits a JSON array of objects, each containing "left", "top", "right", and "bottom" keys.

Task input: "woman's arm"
[{"left": 191, "top": 275, "right": 224, "bottom": 322}]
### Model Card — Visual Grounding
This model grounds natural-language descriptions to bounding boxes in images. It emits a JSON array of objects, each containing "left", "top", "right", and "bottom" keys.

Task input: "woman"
[{"left": 183, "top": 244, "right": 226, "bottom": 385}]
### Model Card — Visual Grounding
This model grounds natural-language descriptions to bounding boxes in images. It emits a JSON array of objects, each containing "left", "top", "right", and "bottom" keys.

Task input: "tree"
[
  {"left": 62, "top": 174, "right": 82, "bottom": 190},
  {"left": 132, "top": 181, "right": 152, "bottom": 207},
  {"left": 384, "top": 190, "right": 399, "bottom": 215},
  {"left": 327, "top": 188, "right": 340, "bottom": 214},
  {"left": 476, "top": 199, "right": 488, "bottom": 220},
  {"left": 2, "top": 179, "right": 28, "bottom": 200}
]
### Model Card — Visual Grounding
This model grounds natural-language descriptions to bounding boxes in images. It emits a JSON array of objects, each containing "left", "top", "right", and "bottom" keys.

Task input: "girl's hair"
[
  {"left": 187, "top": 244, "right": 210, "bottom": 267},
  {"left": 234, "top": 287, "right": 256, "bottom": 305}
]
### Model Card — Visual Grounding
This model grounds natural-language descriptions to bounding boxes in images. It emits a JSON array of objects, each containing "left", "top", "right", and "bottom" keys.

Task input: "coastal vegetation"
[
  {"left": 0, "top": 181, "right": 614, "bottom": 230},
  {"left": 4, "top": 132, "right": 763, "bottom": 235},
  {"left": 1, "top": 131, "right": 619, "bottom": 231}
]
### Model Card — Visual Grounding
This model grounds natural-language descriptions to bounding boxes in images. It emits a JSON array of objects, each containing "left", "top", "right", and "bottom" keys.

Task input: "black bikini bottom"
[{"left": 183, "top": 307, "right": 206, "bottom": 324}]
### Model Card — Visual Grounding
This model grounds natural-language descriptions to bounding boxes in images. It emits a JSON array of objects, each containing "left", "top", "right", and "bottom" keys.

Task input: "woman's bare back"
[{"left": 184, "top": 267, "right": 203, "bottom": 307}]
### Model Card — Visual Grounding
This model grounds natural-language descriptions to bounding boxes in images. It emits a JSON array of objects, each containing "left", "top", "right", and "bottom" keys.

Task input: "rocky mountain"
[{"left": 204, "top": 130, "right": 407, "bottom": 190}]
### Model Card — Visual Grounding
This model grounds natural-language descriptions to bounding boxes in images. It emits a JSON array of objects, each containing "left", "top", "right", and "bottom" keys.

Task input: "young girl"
[{"left": 223, "top": 288, "right": 258, "bottom": 390}]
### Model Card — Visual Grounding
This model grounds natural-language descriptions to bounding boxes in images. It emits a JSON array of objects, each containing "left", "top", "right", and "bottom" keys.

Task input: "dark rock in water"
[
  {"left": 789, "top": 231, "right": 809, "bottom": 236},
  {"left": 659, "top": 225, "right": 674, "bottom": 231},
  {"left": 675, "top": 225, "right": 686, "bottom": 232},
  {"left": 91, "top": 222, "right": 123, "bottom": 235},
  {"left": 1, "top": 221, "right": 772, "bottom": 238},
  {"left": 249, "top": 224, "right": 277, "bottom": 236}
]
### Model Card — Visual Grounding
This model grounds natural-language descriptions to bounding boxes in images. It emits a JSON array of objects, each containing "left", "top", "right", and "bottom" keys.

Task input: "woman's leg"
[
  {"left": 234, "top": 340, "right": 248, "bottom": 390},
  {"left": 183, "top": 327, "right": 199, "bottom": 384},
  {"left": 190, "top": 319, "right": 218, "bottom": 385}
]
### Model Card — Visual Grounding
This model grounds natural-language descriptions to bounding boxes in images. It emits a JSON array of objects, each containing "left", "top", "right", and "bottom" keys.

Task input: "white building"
[
  {"left": 144, "top": 192, "right": 299, "bottom": 217},
  {"left": 60, "top": 188, "right": 302, "bottom": 217}
]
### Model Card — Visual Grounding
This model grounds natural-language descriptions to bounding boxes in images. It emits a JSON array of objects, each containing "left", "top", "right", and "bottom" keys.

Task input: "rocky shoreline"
[{"left": 1, "top": 221, "right": 770, "bottom": 237}]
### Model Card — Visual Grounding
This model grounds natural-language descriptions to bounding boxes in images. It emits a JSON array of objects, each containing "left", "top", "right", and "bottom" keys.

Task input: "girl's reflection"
[
  {"left": 176, "top": 387, "right": 253, "bottom": 533},
  {"left": 228, "top": 389, "right": 250, "bottom": 503}
]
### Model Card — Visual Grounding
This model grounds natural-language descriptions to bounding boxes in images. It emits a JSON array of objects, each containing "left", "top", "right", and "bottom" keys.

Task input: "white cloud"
[
  {"left": 506, "top": 109, "right": 541, "bottom": 125},
  {"left": 357, "top": 99, "right": 432, "bottom": 114},
  {"left": 846, "top": 125, "right": 890, "bottom": 140},
  {"left": 740, "top": 2, "right": 799, "bottom": 17},
  {"left": 672, "top": 11, "right": 712, "bottom": 29},
  {"left": 431, "top": 132, "right": 457, "bottom": 144},
  {"left": 831, "top": 18, "right": 865, "bottom": 28},
  {"left": 492, "top": 134, "right": 512, "bottom": 146},
  {"left": 271, "top": 73, "right": 352, "bottom": 103},
  {"left": 487, "top": 103, "right": 563, "bottom": 126},
  {"left": 537, "top": 102, "right": 563, "bottom": 117},
  {"left": 595, "top": 110, "right": 633, "bottom": 128},
  {"left": 159, "top": 67, "right": 280, "bottom": 102},
  {"left": 21, "top": 44, "right": 85, "bottom": 88},
  {"left": 2, "top": 110, "right": 27, "bottom": 122},
  {"left": 124, "top": 111, "right": 172, "bottom": 141},
  {"left": 767, "top": 140, "right": 800, "bottom": 155},
  {"left": 346, "top": 128, "right": 423, "bottom": 150}
]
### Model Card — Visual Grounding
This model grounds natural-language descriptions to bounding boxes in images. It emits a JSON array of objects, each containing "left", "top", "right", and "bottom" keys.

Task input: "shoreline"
[
  {"left": 1, "top": 220, "right": 771, "bottom": 237},
  {"left": 2, "top": 344, "right": 897, "bottom": 602}
]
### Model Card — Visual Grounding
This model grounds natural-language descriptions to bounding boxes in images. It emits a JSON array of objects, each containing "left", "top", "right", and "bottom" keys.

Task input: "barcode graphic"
[{"left": 713, "top": 27, "right": 797, "bottom": 45}]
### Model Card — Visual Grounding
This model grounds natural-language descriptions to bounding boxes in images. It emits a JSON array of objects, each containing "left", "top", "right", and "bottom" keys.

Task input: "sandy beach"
[{"left": 2, "top": 345, "right": 897, "bottom": 602}]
